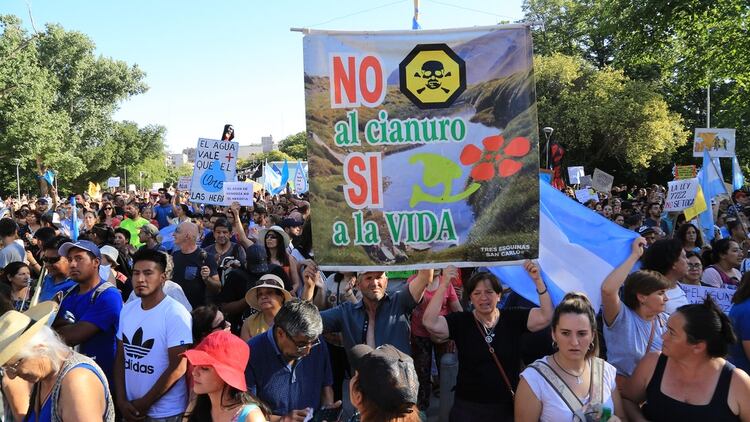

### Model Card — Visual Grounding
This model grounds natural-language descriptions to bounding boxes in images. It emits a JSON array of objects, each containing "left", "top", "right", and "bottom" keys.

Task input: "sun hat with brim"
[
  {"left": 181, "top": 330, "right": 249, "bottom": 391},
  {"left": 245, "top": 274, "right": 292, "bottom": 310},
  {"left": 259, "top": 226, "right": 290, "bottom": 249},
  {"left": 0, "top": 301, "right": 59, "bottom": 367},
  {"left": 100, "top": 245, "right": 119, "bottom": 266}
]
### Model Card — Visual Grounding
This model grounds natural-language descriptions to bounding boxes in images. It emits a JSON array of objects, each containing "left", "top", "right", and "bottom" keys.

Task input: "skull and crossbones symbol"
[{"left": 415, "top": 60, "right": 451, "bottom": 94}]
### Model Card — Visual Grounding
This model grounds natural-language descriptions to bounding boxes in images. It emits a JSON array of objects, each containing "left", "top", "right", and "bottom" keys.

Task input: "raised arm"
[
  {"left": 524, "top": 260, "right": 553, "bottom": 332},
  {"left": 422, "top": 266, "right": 457, "bottom": 342},
  {"left": 408, "top": 268, "right": 435, "bottom": 303},
  {"left": 601, "top": 237, "right": 645, "bottom": 326},
  {"left": 229, "top": 202, "right": 254, "bottom": 248}
]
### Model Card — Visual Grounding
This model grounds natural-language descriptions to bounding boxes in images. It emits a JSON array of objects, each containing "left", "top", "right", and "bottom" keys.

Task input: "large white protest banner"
[
  {"left": 680, "top": 284, "right": 735, "bottom": 313},
  {"left": 592, "top": 168, "right": 614, "bottom": 193},
  {"left": 693, "top": 128, "right": 736, "bottom": 158},
  {"left": 664, "top": 178, "right": 699, "bottom": 212},
  {"left": 568, "top": 166, "right": 584, "bottom": 184},
  {"left": 223, "top": 182, "right": 254, "bottom": 206},
  {"left": 189, "top": 138, "right": 239, "bottom": 205},
  {"left": 107, "top": 177, "right": 120, "bottom": 188}
]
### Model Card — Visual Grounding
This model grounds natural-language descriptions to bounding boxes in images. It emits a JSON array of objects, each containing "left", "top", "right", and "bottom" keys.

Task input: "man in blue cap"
[{"left": 54, "top": 239, "right": 123, "bottom": 384}]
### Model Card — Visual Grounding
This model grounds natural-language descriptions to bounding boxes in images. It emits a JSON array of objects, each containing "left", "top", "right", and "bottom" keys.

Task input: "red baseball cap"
[{"left": 182, "top": 331, "right": 249, "bottom": 391}]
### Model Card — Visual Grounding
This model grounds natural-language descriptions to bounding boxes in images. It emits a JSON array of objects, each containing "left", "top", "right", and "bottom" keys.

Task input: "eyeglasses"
[
  {"left": 281, "top": 327, "right": 320, "bottom": 353},
  {"left": 42, "top": 256, "right": 62, "bottom": 264},
  {"left": 1, "top": 358, "right": 24, "bottom": 376},
  {"left": 687, "top": 263, "right": 702, "bottom": 269}
]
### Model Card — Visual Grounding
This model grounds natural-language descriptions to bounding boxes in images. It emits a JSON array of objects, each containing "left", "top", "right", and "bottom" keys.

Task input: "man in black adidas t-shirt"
[{"left": 171, "top": 221, "right": 219, "bottom": 309}]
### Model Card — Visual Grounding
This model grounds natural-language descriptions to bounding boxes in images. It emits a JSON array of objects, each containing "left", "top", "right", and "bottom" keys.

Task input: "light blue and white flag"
[
  {"left": 698, "top": 149, "right": 727, "bottom": 241},
  {"left": 263, "top": 161, "right": 281, "bottom": 194},
  {"left": 70, "top": 197, "right": 79, "bottom": 241},
  {"left": 271, "top": 160, "right": 290, "bottom": 195},
  {"left": 293, "top": 161, "right": 308, "bottom": 194},
  {"left": 491, "top": 179, "right": 638, "bottom": 310},
  {"left": 733, "top": 156, "right": 745, "bottom": 191}
]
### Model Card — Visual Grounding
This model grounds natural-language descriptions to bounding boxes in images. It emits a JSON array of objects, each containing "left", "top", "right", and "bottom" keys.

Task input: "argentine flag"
[
  {"left": 697, "top": 149, "right": 727, "bottom": 241},
  {"left": 733, "top": 156, "right": 745, "bottom": 191},
  {"left": 491, "top": 179, "right": 638, "bottom": 311},
  {"left": 263, "top": 161, "right": 282, "bottom": 194}
]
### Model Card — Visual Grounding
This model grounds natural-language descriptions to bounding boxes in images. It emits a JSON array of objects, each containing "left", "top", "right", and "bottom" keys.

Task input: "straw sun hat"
[{"left": 0, "top": 301, "right": 59, "bottom": 367}]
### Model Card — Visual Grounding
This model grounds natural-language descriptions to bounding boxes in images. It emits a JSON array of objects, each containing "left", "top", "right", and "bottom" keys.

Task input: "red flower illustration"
[{"left": 460, "top": 135, "right": 531, "bottom": 181}]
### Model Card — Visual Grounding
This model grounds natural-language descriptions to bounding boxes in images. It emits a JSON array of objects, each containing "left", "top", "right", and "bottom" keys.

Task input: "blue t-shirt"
[
  {"left": 58, "top": 279, "right": 123, "bottom": 383},
  {"left": 729, "top": 299, "right": 750, "bottom": 373},
  {"left": 246, "top": 329, "right": 333, "bottom": 416},
  {"left": 154, "top": 204, "right": 175, "bottom": 229},
  {"left": 38, "top": 275, "right": 77, "bottom": 302}
]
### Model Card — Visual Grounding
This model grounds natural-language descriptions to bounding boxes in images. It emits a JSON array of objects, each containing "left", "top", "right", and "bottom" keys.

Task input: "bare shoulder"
[
  {"left": 60, "top": 366, "right": 104, "bottom": 394},
  {"left": 731, "top": 366, "right": 750, "bottom": 392}
]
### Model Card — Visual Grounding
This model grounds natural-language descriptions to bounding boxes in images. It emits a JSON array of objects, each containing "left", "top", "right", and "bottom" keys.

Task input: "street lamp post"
[
  {"left": 13, "top": 159, "right": 21, "bottom": 200},
  {"left": 139, "top": 171, "right": 143, "bottom": 193},
  {"left": 542, "top": 127, "right": 554, "bottom": 169}
]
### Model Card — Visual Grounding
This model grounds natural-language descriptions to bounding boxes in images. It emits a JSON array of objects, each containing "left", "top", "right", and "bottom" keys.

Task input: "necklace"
[
  {"left": 552, "top": 354, "right": 586, "bottom": 385},
  {"left": 474, "top": 310, "right": 499, "bottom": 344}
]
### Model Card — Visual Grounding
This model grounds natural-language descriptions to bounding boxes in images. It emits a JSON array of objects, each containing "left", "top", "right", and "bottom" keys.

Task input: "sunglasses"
[
  {"left": 1, "top": 358, "right": 24, "bottom": 376},
  {"left": 42, "top": 256, "right": 62, "bottom": 264},
  {"left": 104, "top": 207, "right": 113, "bottom": 211}
]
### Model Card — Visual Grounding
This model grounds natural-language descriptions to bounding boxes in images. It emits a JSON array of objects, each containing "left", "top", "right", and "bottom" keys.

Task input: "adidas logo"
[{"left": 123, "top": 327, "right": 154, "bottom": 359}]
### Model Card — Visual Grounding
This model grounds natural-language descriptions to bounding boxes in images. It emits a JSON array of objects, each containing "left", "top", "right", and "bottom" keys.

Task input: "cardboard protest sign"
[
  {"left": 107, "top": 177, "right": 120, "bottom": 188},
  {"left": 674, "top": 165, "right": 697, "bottom": 180},
  {"left": 579, "top": 175, "right": 593, "bottom": 187},
  {"left": 575, "top": 188, "right": 596, "bottom": 204},
  {"left": 222, "top": 182, "right": 254, "bottom": 206},
  {"left": 128, "top": 184, "right": 136, "bottom": 192},
  {"left": 188, "top": 138, "right": 239, "bottom": 205},
  {"left": 664, "top": 178, "right": 699, "bottom": 212},
  {"left": 303, "top": 26, "right": 539, "bottom": 270},
  {"left": 151, "top": 182, "right": 163, "bottom": 190},
  {"left": 680, "top": 284, "right": 735, "bottom": 313},
  {"left": 693, "top": 128, "right": 736, "bottom": 158},
  {"left": 567, "top": 166, "right": 584, "bottom": 184},
  {"left": 592, "top": 168, "right": 614, "bottom": 193},
  {"left": 177, "top": 176, "right": 191, "bottom": 191}
]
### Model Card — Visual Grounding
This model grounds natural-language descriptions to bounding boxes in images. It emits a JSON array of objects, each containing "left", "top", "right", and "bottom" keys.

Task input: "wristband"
[{"left": 536, "top": 287, "right": 548, "bottom": 295}]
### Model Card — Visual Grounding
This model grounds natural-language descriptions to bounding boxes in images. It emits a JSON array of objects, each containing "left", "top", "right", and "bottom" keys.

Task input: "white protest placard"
[
  {"left": 664, "top": 178, "right": 699, "bottom": 212},
  {"left": 177, "top": 176, "right": 191, "bottom": 191},
  {"left": 107, "top": 177, "right": 120, "bottom": 188},
  {"left": 575, "top": 188, "right": 596, "bottom": 204},
  {"left": 579, "top": 175, "right": 593, "bottom": 187},
  {"left": 222, "top": 182, "right": 254, "bottom": 206},
  {"left": 693, "top": 128, "right": 736, "bottom": 158},
  {"left": 679, "top": 284, "right": 735, "bottom": 313},
  {"left": 567, "top": 166, "right": 584, "bottom": 184},
  {"left": 592, "top": 168, "right": 614, "bottom": 193},
  {"left": 189, "top": 138, "right": 239, "bottom": 205},
  {"left": 128, "top": 184, "right": 136, "bottom": 192}
]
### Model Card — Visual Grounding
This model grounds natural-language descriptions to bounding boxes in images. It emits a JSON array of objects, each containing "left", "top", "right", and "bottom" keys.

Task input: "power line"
[
  {"left": 306, "top": 0, "right": 409, "bottom": 28},
  {"left": 425, "top": 0, "right": 521, "bottom": 21}
]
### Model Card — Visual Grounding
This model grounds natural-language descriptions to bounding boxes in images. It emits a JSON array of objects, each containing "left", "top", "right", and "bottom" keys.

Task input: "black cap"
[
  {"left": 638, "top": 225, "right": 656, "bottom": 236},
  {"left": 349, "top": 344, "right": 418, "bottom": 416},
  {"left": 246, "top": 244, "right": 269, "bottom": 273},
  {"left": 280, "top": 218, "right": 304, "bottom": 228}
]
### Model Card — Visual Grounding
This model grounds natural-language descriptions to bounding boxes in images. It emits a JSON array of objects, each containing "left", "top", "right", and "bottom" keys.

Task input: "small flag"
[
  {"left": 70, "top": 197, "right": 79, "bottom": 241},
  {"left": 43, "top": 170, "right": 55, "bottom": 187},
  {"left": 412, "top": 0, "right": 421, "bottom": 29},
  {"left": 683, "top": 185, "right": 708, "bottom": 222},
  {"left": 272, "top": 161, "right": 290, "bottom": 195},
  {"left": 733, "top": 156, "right": 745, "bottom": 191}
]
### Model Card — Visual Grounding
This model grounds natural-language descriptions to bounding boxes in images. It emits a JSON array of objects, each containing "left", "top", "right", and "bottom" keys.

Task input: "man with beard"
[
  {"left": 120, "top": 200, "right": 150, "bottom": 249},
  {"left": 54, "top": 240, "right": 123, "bottom": 384},
  {"left": 643, "top": 202, "right": 670, "bottom": 238}
]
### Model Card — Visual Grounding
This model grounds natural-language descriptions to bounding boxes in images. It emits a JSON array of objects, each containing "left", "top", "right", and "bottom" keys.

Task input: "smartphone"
[{"left": 311, "top": 406, "right": 342, "bottom": 422}]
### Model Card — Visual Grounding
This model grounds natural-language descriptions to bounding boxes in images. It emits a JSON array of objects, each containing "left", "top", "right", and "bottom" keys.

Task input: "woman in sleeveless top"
[
  {"left": 0, "top": 303, "right": 114, "bottom": 421},
  {"left": 182, "top": 331, "right": 267, "bottom": 422},
  {"left": 623, "top": 298, "right": 750, "bottom": 421},
  {"left": 516, "top": 293, "right": 624, "bottom": 421}
]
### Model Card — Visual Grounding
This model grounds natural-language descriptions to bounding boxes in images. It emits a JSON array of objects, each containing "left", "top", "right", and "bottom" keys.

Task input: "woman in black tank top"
[{"left": 621, "top": 298, "right": 750, "bottom": 421}]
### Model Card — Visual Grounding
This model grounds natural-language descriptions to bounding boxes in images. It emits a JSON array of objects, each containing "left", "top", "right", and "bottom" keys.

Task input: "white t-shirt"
[
  {"left": 520, "top": 356, "right": 617, "bottom": 421},
  {"left": 117, "top": 296, "right": 193, "bottom": 417},
  {"left": 126, "top": 280, "right": 193, "bottom": 312},
  {"left": 665, "top": 285, "right": 689, "bottom": 314}
]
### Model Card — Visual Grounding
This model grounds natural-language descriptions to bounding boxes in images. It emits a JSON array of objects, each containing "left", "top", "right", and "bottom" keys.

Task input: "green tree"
[
  {"left": 535, "top": 54, "right": 688, "bottom": 181},
  {"left": 0, "top": 15, "right": 150, "bottom": 196},
  {"left": 278, "top": 131, "right": 307, "bottom": 160},
  {"left": 250, "top": 150, "right": 294, "bottom": 163}
]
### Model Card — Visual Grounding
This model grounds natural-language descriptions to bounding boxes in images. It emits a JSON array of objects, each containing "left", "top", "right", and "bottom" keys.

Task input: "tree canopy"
[
  {"left": 0, "top": 15, "right": 167, "bottom": 196},
  {"left": 278, "top": 131, "right": 307, "bottom": 160}
]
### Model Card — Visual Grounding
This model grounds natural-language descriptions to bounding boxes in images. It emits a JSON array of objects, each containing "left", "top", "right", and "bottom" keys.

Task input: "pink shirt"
[{"left": 409, "top": 275, "right": 459, "bottom": 337}]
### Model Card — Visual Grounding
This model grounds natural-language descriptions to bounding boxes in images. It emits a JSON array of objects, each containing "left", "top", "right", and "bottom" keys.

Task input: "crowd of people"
[{"left": 1, "top": 182, "right": 750, "bottom": 421}]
